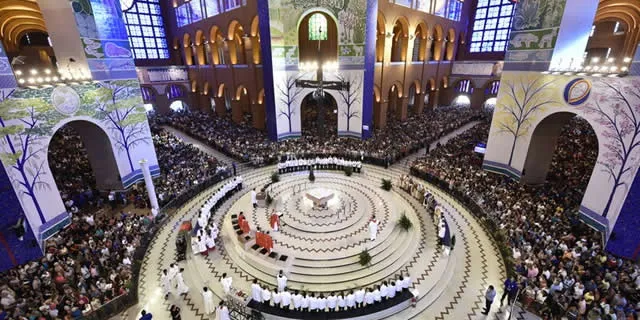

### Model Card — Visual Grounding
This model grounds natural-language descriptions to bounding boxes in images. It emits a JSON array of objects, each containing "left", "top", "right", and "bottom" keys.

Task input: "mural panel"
[{"left": 484, "top": 72, "right": 640, "bottom": 250}]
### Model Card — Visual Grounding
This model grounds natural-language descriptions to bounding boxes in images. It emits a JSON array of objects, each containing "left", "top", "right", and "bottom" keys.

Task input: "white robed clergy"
[
  {"left": 202, "top": 287, "right": 215, "bottom": 314},
  {"left": 276, "top": 270, "right": 288, "bottom": 292},
  {"left": 220, "top": 273, "right": 233, "bottom": 294},
  {"left": 215, "top": 301, "right": 230, "bottom": 320},
  {"left": 368, "top": 216, "right": 379, "bottom": 241},
  {"left": 251, "top": 280, "right": 262, "bottom": 302},
  {"left": 175, "top": 268, "right": 189, "bottom": 295},
  {"left": 161, "top": 269, "right": 172, "bottom": 299}
]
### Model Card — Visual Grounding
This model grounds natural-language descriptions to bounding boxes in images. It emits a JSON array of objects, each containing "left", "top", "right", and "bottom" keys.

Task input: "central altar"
[{"left": 305, "top": 189, "right": 335, "bottom": 210}]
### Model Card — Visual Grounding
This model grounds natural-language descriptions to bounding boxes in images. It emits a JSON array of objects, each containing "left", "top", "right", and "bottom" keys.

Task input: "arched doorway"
[
  {"left": 388, "top": 84, "right": 401, "bottom": 121},
  {"left": 236, "top": 86, "right": 251, "bottom": 124},
  {"left": 300, "top": 91, "right": 338, "bottom": 137},
  {"left": 170, "top": 100, "right": 188, "bottom": 112},
  {"left": 228, "top": 20, "right": 247, "bottom": 65},
  {"left": 407, "top": 83, "right": 417, "bottom": 115},
  {"left": 390, "top": 19, "right": 408, "bottom": 62},
  {"left": 298, "top": 11, "right": 338, "bottom": 63},
  {"left": 183, "top": 33, "right": 194, "bottom": 65},
  {"left": 376, "top": 13, "right": 385, "bottom": 62},
  {"left": 48, "top": 121, "right": 122, "bottom": 209},
  {"left": 482, "top": 97, "right": 497, "bottom": 113},
  {"left": 521, "top": 113, "right": 598, "bottom": 191}
]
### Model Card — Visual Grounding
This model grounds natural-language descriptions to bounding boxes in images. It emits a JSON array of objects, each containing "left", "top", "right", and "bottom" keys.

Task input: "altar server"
[
  {"left": 373, "top": 286, "right": 382, "bottom": 302},
  {"left": 364, "top": 288, "right": 375, "bottom": 305},
  {"left": 327, "top": 292, "right": 337, "bottom": 310},
  {"left": 301, "top": 292, "right": 310, "bottom": 311},
  {"left": 368, "top": 216, "right": 379, "bottom": 241},
  {"left": 280, "top": 288, "right": 292, "bottom": 310},
  {"left": 197, "top": 236, "right": 208, "bottom": 256},
  {"left": 202, "top": 287, "right": 214, "bottom": 315},
  {"left": 388, "top": 282, "right": 397, "bottom": 299},
  {"left": 402, "top": 273, "right": 412, "bottom": 289},
  {"left": 251, "top": 279, "right": 262, "bottom": 302},
  {"left": 354, "top": 288, "right": 365, "bottom": 308},
  {"left": 276, "top": 270, "right": 288, "bottom": 292},
  {"left": 205, "top": 229, "right": 216, "bottom": 252},
  {"left": 317, "top": 294, "right": 327, "bottom": 312},
  {"left": 215, "top": 301, "right": 230, "bottom": 320},
  {"left": 346, "top": 290, "right": 356, "bottom": 309},
  {"left": 168, "top": 263, "right": 179, "bottom": 283},
  {"left": 272, "top": 288, "right": 282, "bottom": 307},
  {"left": 161, "top": 269, "right": 172, "bottom": 299},
  {"left": 336, "top": 292, "right": 346, "bottom": 311},
  {"left": 220, "top": 273, "right": 232, "bottom": 294},
  {"left": 175, "top": 268, "right": 189, "bottom": 295},
  {"left": 293, "top": 291, "right": 303, "bottom": 311},
  {"left": 380, "top": 281, "right": 389, "bottom": 300},
  {"left": 251, "top": 188, "right": 257, "bottom": 208},
  {"left": 309, "top": 293, "right": 318, "bottom": 312},
  {"left": 261, "top": 285, "right": 271, "bottom": 306}
]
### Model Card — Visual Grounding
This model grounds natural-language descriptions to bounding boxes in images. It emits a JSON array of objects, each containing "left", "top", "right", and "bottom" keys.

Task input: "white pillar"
[{"left": 139, "top": 159, "right": 159, "bottom": 215}]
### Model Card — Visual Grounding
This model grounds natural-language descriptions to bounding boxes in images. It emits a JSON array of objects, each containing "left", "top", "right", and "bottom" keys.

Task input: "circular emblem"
[
  {"left": 564, "top": 78, "right": 592, "bottom": 106},
  {"left": 51, "top": 86, "right": 81, "bottom": 115}
]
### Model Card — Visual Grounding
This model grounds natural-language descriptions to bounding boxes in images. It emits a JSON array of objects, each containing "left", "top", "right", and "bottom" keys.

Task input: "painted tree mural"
[
  {"left": 495, "top": 76, "right": 559, "bottom": 166},
  {"left": 86, "top": 80, "right": 149, "bottom": 172},
  {"left": 0, "top": 92, "right": 65, "bottom": 224},
  {"left": 335, "top": 74, "right": 360, "bottom": 132},
  {"left": 277, "top": 74, "right": 304, "bottom": 133},
  {"left": 584, "top": 79, "right": 640, "bottom": 217}
]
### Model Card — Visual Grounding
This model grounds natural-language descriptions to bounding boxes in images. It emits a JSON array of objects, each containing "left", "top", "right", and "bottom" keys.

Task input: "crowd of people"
[
  {"left": 410, "top": 117, "right": 640, "bottom": 319},
  {"left": 249, "top": 272, "right": 413, "bottom": 312},
  {"left": 152, "top": 107, "right": 484, "bottom": 166},
  {"left": 0, "top": 210, "right": 154, "bottom": 319}
]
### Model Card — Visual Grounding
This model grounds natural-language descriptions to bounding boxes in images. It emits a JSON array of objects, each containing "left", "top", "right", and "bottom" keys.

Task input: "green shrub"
[
  {"left": 344, "top": 166, "right": 353, "bottom": 176},
  {"left": 309, "top": 168, "right": 316, "bottom": 182},
  {"left": 359, "top": 249, "right": 372, "bottom": 266},
  {"left": 397, "top": 213, "right": 413, "bottom": 231},
  {"left": 271, "top": 172, "right": 280, "bottom": 183},
  {"left": 381, "top": 178, "right": 392, "bottom": 191}
]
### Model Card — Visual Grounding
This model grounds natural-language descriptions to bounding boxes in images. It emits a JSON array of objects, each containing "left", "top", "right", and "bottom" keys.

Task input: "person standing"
[
  {"left": 232, "top": 162, "right": 237, "bottom": 176},
  {"left": 293, "top": 290, "right": 303, "bottom": 311},
  {"left": 368, "top": 216, "right": 379, "bottom": 241},
  {"left": 261, "top": 285, "right": 272, "bottom": 307},
  {"left": 215, "top": 301, "right": 230, "bottom": 320},
  {"left": 251, "top": 188, "right": 257, "bottom": 209},
  {"left": 281, "top": 288, "right": 292, "bottom": 310},
  {"left": 270, "top": 210, "right": 280, "bottom": 232},
  {"left": 202, "top": 287, "right": 215, "bottom": 315},
  {"left": 220, "top": 273, "right": 233, "bottom": 295},
  {"left": 251, "top": 279, "right": 262, "bottom": 303},
  {"left": 500, "top": 277, "right": 518, "bottom": 307},
  {"left": 139, "top": 310, "right": 152, "bottom": 320},
  {"left": 169, "top": 305, "right": 181, "bottom": 320},
  {"left": 345, "top": 290, "right": 356, "bottom": 309},
  {"left": 482, "top": 285, "right": 496, "bottom": 315},
  {"left": 161, "top": 269, "right": 172, "bottom": 300},
  {"left": 276, "top": 270, "right": 287, "bottom": 292},
  {"left": 175, "top": 268, "right": 189, "bottom": 296},
  {"left": 354, "top": 287, "right": 365, "bottom": 308}
]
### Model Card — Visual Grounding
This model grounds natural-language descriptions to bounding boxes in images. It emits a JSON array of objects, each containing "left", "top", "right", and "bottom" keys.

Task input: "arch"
[
  {"left": 257, "top": 88, "right": 265, "bottom": 104},
  {"left": 388, "top": 83, "right": 403, "bottom": 117},
  {"left": 217, "top": 83, "right": 226, "bottom": 98},
  {"left": 373, "top": 84, "right": 381, "bottom": 103},
  {"left": 48, "top": 120, "right": 121, "bottom": 192},
  {"left": 376, "top": 12, "right": 386, "bottom": 62},
  {"left": 521, "top": 112, "right": 598, "bottom": 186},
  {"left": 445, "top": 28, "right": 456, "bottom": 60},
  {"left": 250, "top": 16, "right": 261, "bottom": 63},
  {"left": 194, "top": 29, "right": 207, "bottom": 65},
  {"left": 298, "top": 11, "right": 338, "bottom": 63},
  {"left": 190, "top": 79, "right": 197, "bottom": 93},
  {"left": 140, "top": 86, "right": 157, "bottom": 102},
  {"left": 427, "top": 78, "right": 436, "bottom": 92},
  {"left": 202, "top": 82, "right": 210, "bottom": 96},
  {"left": 451, "top": 94, "right": 471, "bottom": 108},
  {"left": 390, "top": 17, "right": 409, "bottom": 62},
  {"left": 227, "top": 20, "right": 246, "bottom": 64},
  {"left": 300, "top": 91, "right": 338, "bottom": 136},
  {"left": 407, "top": 81, "right": 420, "bottom": 114},
  {"left": 430, "top": 24, "right": 444, "bottom": 61},
  {"left": 209, "top": 25, "right": 225, "bottom": 65},
  {"left": 412, "top": 21, "right": 428, "bottom": 62},
  {"left": 441, "top": 76, "right": 449, "bottom": 89},
  {"left": 183, "top": 33, "right": 194, "bottom": 65},
  {"left": 235, "top": 85, "right": 251, "bottom": 115}
]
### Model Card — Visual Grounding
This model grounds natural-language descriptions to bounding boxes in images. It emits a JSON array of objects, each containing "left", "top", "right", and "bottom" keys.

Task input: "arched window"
[
  {"left": 122, "top": 0, "right": 169, "bottom": 59},
  {"left": 469, "top": 0, "right": 515, "bottom": 53},
  {"left": 309, "top": 13, "right": 328, "bottom": 41}
]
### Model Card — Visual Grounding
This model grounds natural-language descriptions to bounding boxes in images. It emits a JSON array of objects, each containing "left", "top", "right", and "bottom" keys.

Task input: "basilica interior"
[{"left": 0, "top": 0, "right": 639, "bottom": 320}]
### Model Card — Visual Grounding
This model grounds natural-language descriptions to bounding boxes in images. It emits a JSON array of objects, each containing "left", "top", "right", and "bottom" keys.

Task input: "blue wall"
[
  {"left": 606, "top": 170, "right": 640, "bottom": 260},
  {"left": 0, "top": 163, "right": 41, "bottom": 271}
]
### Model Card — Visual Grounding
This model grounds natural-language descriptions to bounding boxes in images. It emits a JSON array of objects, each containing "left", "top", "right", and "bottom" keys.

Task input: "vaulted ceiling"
[
  {"left": 0, "top": 0, "right": 46, "bottom": 53},
  {"left": 596, "top": 0, "right": 640, "bottom": 29}
]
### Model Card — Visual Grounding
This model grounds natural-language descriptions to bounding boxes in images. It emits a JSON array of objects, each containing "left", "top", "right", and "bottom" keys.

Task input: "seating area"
[
  {"left": 152, "top": 107, "right": 485, "bottom": 167},
  {"left": 410, "top": 118, "right": 639, "bottom": 319}
]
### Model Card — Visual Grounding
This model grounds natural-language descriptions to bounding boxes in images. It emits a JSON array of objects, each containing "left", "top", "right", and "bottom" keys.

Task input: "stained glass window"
[
  {"left": 470, "top": 0, "right": 514, "bottom": 53},
  {"left": 308, "top": 13, "right": 328, "bottom": 41},
  {"left": 123, "top": 0, "right": 169, "bottom": 59}
]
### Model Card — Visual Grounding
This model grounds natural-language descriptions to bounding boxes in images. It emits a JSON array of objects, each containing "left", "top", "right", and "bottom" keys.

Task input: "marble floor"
[{"left": 115, "top": 124, "right": 541, "bottom": 320}]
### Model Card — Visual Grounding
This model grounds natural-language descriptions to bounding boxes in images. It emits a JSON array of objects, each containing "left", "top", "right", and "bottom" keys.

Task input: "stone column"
[{"left": 139, "top": 159, "right": 159, "bottom": 214}]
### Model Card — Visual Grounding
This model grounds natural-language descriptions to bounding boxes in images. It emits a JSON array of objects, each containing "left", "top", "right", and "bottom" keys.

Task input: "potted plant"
[
  {"left": 344, "top": 166, "right": 353, "bottom": 177},
  {"left": 381, "top": 178, "right": 392, "bottom": 191},
  {"left": 397, "top": 213, "right": 413, "bottom": 231},
  {"left": 271, "top": 172, "right": 280, "bottom": 183},
  {"left": 359, "top": 249, "right": 372, "bottom": 266},
  {"left": 309, "top": 168, "right": 316, "bottom": 182}
]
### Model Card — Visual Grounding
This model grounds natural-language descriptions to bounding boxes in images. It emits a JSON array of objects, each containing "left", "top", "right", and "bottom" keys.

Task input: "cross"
[{"left": 296, "top": 22, "right": 350, "bottom": 136}]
